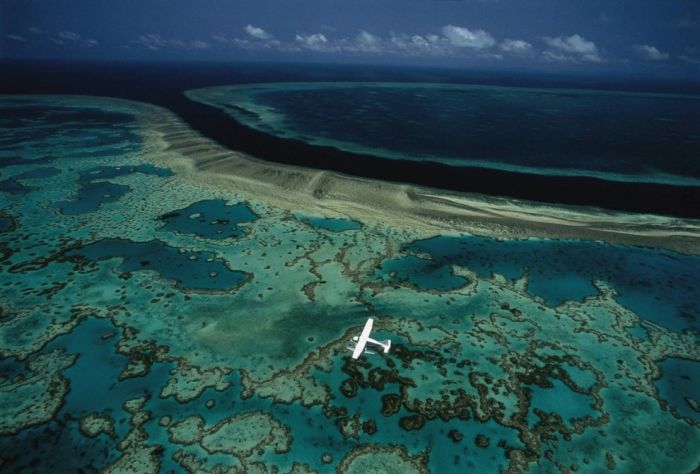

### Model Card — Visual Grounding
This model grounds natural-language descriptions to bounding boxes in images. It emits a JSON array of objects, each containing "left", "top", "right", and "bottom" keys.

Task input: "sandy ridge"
[{"left": 9, "top": 94, "right": 699, "bottom": 254}]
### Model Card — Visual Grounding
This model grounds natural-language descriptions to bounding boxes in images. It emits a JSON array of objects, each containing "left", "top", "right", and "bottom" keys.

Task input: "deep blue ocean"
[
  {"left": 3, "top": 60, "right": 700, "bottom": 215},
  {"left": 248, "top": 84, "right": 700, "bottom": 184}
]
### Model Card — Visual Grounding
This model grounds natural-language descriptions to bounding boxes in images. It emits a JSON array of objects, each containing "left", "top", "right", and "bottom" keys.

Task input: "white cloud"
[
  {"left": 543, "top": 34, "right": 601, "bottom": 62},
  {"left": 391, "top": 33, "right": 448, "bottom": 56},
  {"left": 213, "top": 24, "right": 607, "bottom": 64},
  {"left": 28, "top": 27, "right": 43, "bottom": 34},
  {"left": 679, "top": 55, "right": 700, "bottom": 65},
  {"left": 392, "top": 34, "right": 425, "bottom": 52},
  {"left": 5, "top": 34, "right": 26, "bottom": 42},
  {"left": 441, "top": 25, "right": 495, "bottom": 49},
  {"left": 50, "top": 31, "right": 99, "bottom": 47},
  {"left": 294, "top": 29, "right": 452, "bottom": 56},
  {"left": 353, "top": 31, "right": 382, "bottom": 52},
  {"left": 406, "top": 35, "right": 429, "bottom": 49},
  {"left": 634, "top": 44, "right": 669, "bottom": 61},
  {"left": 543, "top": 34, "right": 596, "bottom": 54},
  {"left": 295, "top": 33, "right": 335, "bottom": 52},
  {"left": 388, "top": 33, "right": 450, "bottom": 56},
  {"left": 542, "top": 50, "right": 574, "bottom": 63},
  {"left": 135, "top": 34, "right": 166, "bottom": 50},
  {"left": 678, "top": 46, "right": 700, "bottom": 65},
  {"left": 189, "top": 40, "right": 210, "bottom": 49},
  {"left": 217, "top": 24, "right": 504, "bottom": 58},
  {"left": 135, "top": 34, "right": 209, "bottom": 51},
  {"left": 500, "top": 39, "right": 532, "bottom": 54},
  {"left": 59, "top": 31, "right": 81, "bottom": 41},
  {"left": 244, "top": 24, "right": 272, "bottom": 40},
  {"left": 214, "top": 31, "right": 291, "bottom": 51}
]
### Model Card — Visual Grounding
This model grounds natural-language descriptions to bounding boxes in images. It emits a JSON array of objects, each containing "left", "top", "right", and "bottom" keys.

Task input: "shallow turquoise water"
[
  {"left": 375, "top": 254, "right": 469, "bottom": 292},
  {"left": 527, "top": 379, "right": 598, "bottom": 429},
  {"left": 377, "top": 234, "right": 700, "bottom": 333},
  {"left": 295, "top": 213, "right": 363, "bottom": 233},
  {"left": 655, "top": 358, "right": 700, "bottom": 423},
  {"left": 1, "top": 95, "right": 698, "bottom": 473}
]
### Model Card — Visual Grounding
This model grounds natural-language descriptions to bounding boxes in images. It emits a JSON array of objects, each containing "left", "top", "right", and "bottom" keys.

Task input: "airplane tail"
[{"left": 381, "top": 339, "right": 391, "bottom": 354}]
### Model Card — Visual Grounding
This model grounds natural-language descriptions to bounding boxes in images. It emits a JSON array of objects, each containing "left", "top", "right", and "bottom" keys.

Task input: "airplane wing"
[{"left": 352, "top": 318, "right": 374, "bottom": 359}]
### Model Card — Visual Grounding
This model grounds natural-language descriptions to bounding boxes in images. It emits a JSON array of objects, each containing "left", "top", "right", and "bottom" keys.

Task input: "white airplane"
[{"left": 347, "top": 318, "right": 391, "bottom": 359}]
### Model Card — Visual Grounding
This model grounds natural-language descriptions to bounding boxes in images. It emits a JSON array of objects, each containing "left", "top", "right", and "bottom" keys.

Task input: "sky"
[{"left": 2, "top": 0, "right": 700, "bottom": 77}]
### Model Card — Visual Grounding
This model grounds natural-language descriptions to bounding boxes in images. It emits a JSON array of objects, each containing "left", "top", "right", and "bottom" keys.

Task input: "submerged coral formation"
[{"left": 0, "top": 95, "right": 698, "bottom": 473}]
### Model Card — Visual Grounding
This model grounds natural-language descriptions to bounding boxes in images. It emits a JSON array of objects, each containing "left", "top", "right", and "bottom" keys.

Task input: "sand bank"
[
  {"left": 30, "top": 94, "right": 699, "bottom": 254},
  {"left": 124, "top": 97, "right": 699, "bottom": 255}
]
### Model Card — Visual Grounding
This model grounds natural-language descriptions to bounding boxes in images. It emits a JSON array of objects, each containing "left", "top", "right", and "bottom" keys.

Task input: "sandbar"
[{"left": 33, "top": 94, "right": 700, "bottom": 254}]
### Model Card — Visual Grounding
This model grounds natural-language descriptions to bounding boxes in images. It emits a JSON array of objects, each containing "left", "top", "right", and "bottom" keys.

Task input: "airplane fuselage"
[{"left": 349, "top": 318, "right": 391, "bottom": 359}]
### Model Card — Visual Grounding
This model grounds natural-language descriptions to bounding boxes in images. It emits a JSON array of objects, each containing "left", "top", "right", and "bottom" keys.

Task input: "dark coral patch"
[
  {"left": 475, "top": 434, "right": 491, "bottom": 448},
  {"left": 399, "top": 414, "right": 425, "bottom": 431},
  {"left": 339, "top": 379, "right": 357, "bottom": 398},
  {"left": 381, "top": 393, "right": 402, "bottom": 417},
  {"left": 448, "top": 429, "right": 463, "bottom": 443},
  {"left": 362, "top": 419, "right": 377, "bottom": 435}
]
